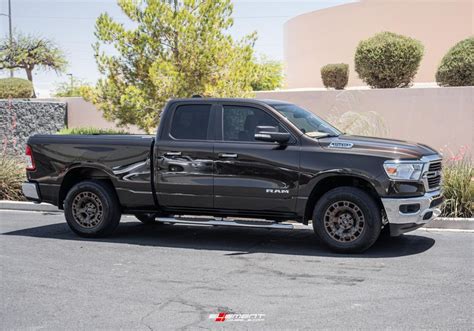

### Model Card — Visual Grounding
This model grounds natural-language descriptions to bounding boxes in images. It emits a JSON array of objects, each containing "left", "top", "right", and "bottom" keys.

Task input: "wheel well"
[
  {"left": 304, "top": 175, "right": 382, "bottom": 223},
  {"left": 58, "top": 167, "right": 115, "bottom": 209}
]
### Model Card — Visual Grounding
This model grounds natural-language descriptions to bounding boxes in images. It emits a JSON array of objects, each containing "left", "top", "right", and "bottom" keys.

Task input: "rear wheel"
[
  {"left": 312, "top": 187, "right": 381, "bottom": 253},
  {"left": 64, "top": 180, "right": 121, "bottom": 237}
]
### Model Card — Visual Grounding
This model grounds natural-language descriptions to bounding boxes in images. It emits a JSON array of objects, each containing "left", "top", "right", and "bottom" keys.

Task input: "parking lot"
[{"left": 1, "top": 210, "right": 473, "bottom": 330}]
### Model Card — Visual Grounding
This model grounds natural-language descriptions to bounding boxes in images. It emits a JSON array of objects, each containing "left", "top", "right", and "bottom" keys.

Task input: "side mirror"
[{"left": 254, "top": 126, "right": 291, "bottom": 144}]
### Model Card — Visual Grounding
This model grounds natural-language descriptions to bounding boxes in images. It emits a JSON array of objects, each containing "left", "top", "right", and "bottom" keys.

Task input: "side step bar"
[{"left": 155, "top": 216, "right": 294, "bottom": 230}]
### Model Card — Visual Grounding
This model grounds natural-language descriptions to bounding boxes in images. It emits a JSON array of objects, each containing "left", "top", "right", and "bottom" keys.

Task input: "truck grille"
[
  {"left": 428, "top": 161, "right": 442, "bottom": 172},
  {"left": 425, "top": 160, "right": 442, "bottom": 190},
  {"left": 427, "top": 175, "right": 441, "bottom": 189}
]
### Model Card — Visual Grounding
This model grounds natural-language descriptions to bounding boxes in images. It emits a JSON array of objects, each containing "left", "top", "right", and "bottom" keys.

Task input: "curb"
[
  {"left": 0, "top": 201, "right": 59, "bottom": 212},
  {"left": 0, "top": 201, "right": 473, "bottom": 230},
  {"left": 423, "top": 218, "right": 474, "bottom": 230}
]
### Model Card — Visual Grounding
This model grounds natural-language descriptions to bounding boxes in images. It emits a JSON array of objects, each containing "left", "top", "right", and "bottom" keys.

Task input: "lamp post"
[
  {"left": 0, "top": 0, "right": 13, "bottom": 77},
  {"left": 67, "top": 73, "right": 74, "bottom": 94}
]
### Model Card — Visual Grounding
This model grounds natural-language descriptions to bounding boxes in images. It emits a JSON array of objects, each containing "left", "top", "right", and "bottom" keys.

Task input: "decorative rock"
[{"left": 0, "top": 99, "right": 66, "bottom": 157}]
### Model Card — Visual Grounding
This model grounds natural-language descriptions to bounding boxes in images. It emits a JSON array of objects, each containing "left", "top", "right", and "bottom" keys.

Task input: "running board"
[{"left": 155, "top": 216, "right": 294, "bottom": 230}]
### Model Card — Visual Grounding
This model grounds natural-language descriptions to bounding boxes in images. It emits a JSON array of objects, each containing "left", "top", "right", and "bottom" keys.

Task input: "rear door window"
[{"left": 170, "top": 104, "right": 212, "bottom": 140}]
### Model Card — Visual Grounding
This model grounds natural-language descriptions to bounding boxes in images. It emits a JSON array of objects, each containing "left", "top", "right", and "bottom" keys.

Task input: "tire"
[
  {"left": 312, "top": 187, "right": 382, "bottom": 253},
  {"left": 64, "top": 180, "right": 121, "bottom": 237}
]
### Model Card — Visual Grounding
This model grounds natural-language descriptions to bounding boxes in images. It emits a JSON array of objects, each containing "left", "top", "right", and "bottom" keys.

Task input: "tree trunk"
[{"left": 25, "top": 68, "right": 36, "bottom": 98}]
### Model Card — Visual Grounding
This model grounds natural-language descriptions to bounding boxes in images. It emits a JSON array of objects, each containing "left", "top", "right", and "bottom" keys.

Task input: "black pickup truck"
[{"left": 22, "top": 98, "right": 443, "bottom": 253}]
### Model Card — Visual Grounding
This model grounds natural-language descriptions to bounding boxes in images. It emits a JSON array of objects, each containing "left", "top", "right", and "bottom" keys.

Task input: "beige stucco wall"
[
  {"left": 284, "top": 0, "right": 474, "bottom": 88},
  {"left": 61, "top": 97, "right": 144, "bottom": 134},
  {"left": 256, "top": 86, "right": 474, "bottom": 159}
]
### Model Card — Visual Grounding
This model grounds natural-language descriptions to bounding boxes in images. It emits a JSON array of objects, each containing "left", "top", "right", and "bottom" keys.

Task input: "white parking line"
[{"left": 418, "top": 228, "right": 474, "bottom": 233}]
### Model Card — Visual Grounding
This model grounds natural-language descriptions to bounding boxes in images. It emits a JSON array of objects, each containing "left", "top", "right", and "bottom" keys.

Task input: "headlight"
[{"left": 383, "top": 161, "right": 424, "bottom": 180}]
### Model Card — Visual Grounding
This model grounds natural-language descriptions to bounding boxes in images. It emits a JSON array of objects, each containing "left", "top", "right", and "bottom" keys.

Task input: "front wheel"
[{"left": 312, "top": 187, "right": 381, "bottom": 253}]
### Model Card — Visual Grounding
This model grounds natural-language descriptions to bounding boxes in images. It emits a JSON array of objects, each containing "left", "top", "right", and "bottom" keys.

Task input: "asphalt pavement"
[{"left": 1, "top": 210, "right": 473, "bottom": 330}]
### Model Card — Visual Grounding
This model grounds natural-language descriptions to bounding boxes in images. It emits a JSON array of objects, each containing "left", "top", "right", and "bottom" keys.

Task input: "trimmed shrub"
[
  {"left": 436, "top": 37, "right": 474, "bottom": 87},
  {"left": 355, "top": 32, "right": 424, "bottom": 88},
  {"left": 0, "top": 156, "right": 26, "bottom": 201},
  {"left": 0, "top": 78, "right": 34, "bottom": 99},
  {"left": 57, "top": 127, "right": 129, "bottom": 135},
  {"left": 441, "top": 156, "right": 473, "bottom": 218},
  {"left": 321, "top": 63, "right": 349, "bottom": 89}
]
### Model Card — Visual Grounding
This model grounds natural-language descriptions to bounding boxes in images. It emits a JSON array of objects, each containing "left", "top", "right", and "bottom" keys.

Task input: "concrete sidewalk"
[{"left": 1, "top": 200, "right": 473, "bottom": 230}]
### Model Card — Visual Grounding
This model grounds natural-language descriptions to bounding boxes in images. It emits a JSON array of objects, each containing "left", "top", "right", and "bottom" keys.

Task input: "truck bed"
[{"left": 27, "top": 134, "right": 156, "bottom": 210}]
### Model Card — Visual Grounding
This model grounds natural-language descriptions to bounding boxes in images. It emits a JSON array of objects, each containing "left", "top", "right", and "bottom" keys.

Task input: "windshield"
[{"left": 272, "top": 103, "right": 341, "bottom": 137}]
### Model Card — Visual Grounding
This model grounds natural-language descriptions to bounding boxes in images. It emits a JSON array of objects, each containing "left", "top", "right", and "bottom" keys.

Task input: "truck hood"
[{"left": 319, "top": 135, "right": 439, "bottom": 160}]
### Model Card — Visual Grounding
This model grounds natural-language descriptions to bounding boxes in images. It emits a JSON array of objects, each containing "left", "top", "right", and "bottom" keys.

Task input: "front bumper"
[
  {"left": 22, "top": 182, "right": 41, "bottom": 202},
  {"left": 381, "top": 190, "right": 443, "bottom": 236}
]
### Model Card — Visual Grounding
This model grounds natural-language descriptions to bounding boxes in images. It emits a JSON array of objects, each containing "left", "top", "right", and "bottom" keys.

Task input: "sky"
[{"left": 0, "top": 0, "right": 353, "bottom": 97}]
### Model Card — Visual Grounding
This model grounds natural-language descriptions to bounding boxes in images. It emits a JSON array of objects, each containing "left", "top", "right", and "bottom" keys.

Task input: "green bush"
[
  {"left": 436, "top": 37, "right": 474, "bottom": 87},
  {"left": 355, "top": 32, "right": 424, "bottom": 88},
  {"left": 0, "top": 156, "right": 26, "bottom": 201},
  {"left": 441, "top": 156, "right": 473, "bottom": 218},
  {"left": 57, "top": 127, "right": 129, "bottom": 135},
  {"left": 321, "top": 64, "right": 349, "bottom": 89},
  {"left": 0, "top": 78, "right": 34, "bottom": 99}
]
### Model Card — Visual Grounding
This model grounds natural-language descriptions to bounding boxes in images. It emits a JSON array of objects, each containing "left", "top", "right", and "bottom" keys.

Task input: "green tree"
[
  {"left": 251, "top": 56, "right": 283, "bottom": 91},
  {"left": 90, "top": 0, "right": 258, "bottom": 133},
  {"left": 0, "top": 32, "right": 67, "bottom": 97},
  {"left": 54, "top": 78, "right": 92, "bottom": 97}
]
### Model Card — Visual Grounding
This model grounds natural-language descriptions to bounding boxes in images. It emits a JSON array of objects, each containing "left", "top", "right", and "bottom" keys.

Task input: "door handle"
[
  {"left": 164, "top": 151, "right": 182, "bottom": 156},
  {"left": 219, "top": 153, "right": 238, "bottom": 158}
]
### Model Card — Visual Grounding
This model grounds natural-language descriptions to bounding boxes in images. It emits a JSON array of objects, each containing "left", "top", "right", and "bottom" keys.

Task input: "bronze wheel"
[
  {"left": 71, "top": 191, "right": 104, "bottom": 229},
  {"left": 64, "top": 180, "right": 121, "bottom": 237},
  {"left": 312, "top": 187, "right": 381, "bottom": 253},
  {"left": 323, "top": 200, "right": 365, "bottom": 243}
]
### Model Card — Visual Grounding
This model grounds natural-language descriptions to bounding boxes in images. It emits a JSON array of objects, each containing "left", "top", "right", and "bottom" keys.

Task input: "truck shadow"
[{"left": 3, "top": 217, "right": 436, "bottom": 258}]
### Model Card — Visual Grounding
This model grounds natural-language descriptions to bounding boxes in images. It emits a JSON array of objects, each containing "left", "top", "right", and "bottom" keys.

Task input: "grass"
[
  {"left": 0, "top": 156, "right": 26, "bottom": 201},
  {"left": 58, "top": 127, "right": 129, "bottom": 135},
  {"left": 440, "top": 157, "right": 473, "bottom": 218}
]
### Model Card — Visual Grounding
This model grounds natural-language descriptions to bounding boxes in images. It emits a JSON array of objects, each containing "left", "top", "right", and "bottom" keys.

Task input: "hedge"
[
  {"left": 436, "top": 37, "right": 474, "bottom": 87},
  {"left": 321, "top": 63, "right": 349, "bottom": 90},
  {"left": 0, "top": 78, "right": 34, "bottom": 99},
  {"left": 57, "top": 127, "right": 129, "bottom": 135},
  {"left": 354, "top": 32, "right": 424, "bottom": 88}
]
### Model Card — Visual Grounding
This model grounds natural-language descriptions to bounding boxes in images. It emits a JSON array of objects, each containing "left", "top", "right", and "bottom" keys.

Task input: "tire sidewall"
[
  {"left": 312, "top": 187, "right": 381, "bottom": 253},
  {"left": 64, "top": 181, "right": 119, "bottom": 237}
]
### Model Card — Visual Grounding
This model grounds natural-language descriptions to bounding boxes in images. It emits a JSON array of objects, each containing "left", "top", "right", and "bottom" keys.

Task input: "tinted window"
[
  {"left": 223, "top": 106, "right": 285, "bottom": 142},
  {"left": 170, "top": 104, "right": 211, "bottom": 140}
]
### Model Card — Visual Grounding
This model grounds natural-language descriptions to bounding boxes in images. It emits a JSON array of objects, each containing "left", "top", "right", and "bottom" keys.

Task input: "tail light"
[{"left": 26, "top": 145, "right": 36, "bottom": 171}]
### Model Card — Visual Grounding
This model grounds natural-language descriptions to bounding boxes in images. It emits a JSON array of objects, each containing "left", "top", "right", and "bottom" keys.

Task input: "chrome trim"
[
  {"left": 22, "top": 182, "right": 40, "bottom": 200},
  {"left": 421, "top": 155, "right": 443, "bottom": 192},
  {"left": 381, "top": 190, "right": 443, "bottom": 225},
  {"left": 156, "top": 216, "right": 294, "bottom": 230},
  {"left": 328, "top": 141, "right": 353, "bottom": 149}
]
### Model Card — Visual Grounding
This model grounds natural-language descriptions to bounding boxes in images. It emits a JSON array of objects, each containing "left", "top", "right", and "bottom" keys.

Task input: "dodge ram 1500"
[{"left": 22, "top": 98, "right": 444, "bottom": 252}]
